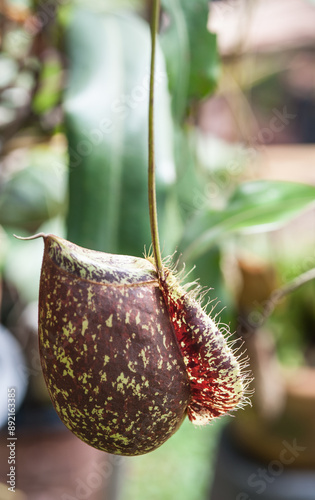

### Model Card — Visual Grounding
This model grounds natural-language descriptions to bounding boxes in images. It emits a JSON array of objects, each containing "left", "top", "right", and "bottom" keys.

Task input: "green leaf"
[
  {"left": 160, "top": 0, "right": 219, "bottom": 120},
  {"left": 64, "top": 9, "right": 176, "bottom": 256},
  {"left": 0, "top": 146, "right": 67, "bottom": 232},
  {"left": 181, "top": 180, "right": 315, "bottom": 261}
]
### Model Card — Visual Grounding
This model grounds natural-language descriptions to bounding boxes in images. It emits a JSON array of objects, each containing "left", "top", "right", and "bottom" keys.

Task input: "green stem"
[{"left": 148, "top": 0, "right": 164, "bottom": 279}]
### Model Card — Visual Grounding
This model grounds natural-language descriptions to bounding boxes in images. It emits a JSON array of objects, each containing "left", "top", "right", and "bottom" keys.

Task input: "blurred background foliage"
[{"left": 1, "top": 0, "right": 315, "bottom": 499}]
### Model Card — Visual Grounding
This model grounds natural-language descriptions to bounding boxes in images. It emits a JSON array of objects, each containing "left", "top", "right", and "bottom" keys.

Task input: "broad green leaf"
[
  {"left": 64, "top": 9, "right": 176, "bottom": 256},
  {"left": 181, "top": 180, "right": 315, "bottom": 261},
  {"left": 160, "top": 0, "right": 219, "bottom": 120}
]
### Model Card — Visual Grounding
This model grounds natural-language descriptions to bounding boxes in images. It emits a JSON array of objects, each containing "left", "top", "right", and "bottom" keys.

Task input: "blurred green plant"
[
  {"left": 180, "top": 180, "right": 315, "bottom": 261},
  {"left": 0, "top": 146, "right": 66, "bottom": 233},
  {"left": 160, "top": 0, "right": 219, "bottom": 121}
]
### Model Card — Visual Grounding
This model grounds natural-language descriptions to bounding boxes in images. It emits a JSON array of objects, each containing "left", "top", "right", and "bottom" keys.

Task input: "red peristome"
[{"left": 159, "top": 268, "right": 244, "bottom": 425}]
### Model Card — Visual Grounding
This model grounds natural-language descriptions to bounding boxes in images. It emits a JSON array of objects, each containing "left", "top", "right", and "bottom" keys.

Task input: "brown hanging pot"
[{"left": 27, "top": 232, "right": 248, "bottom": 456}]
